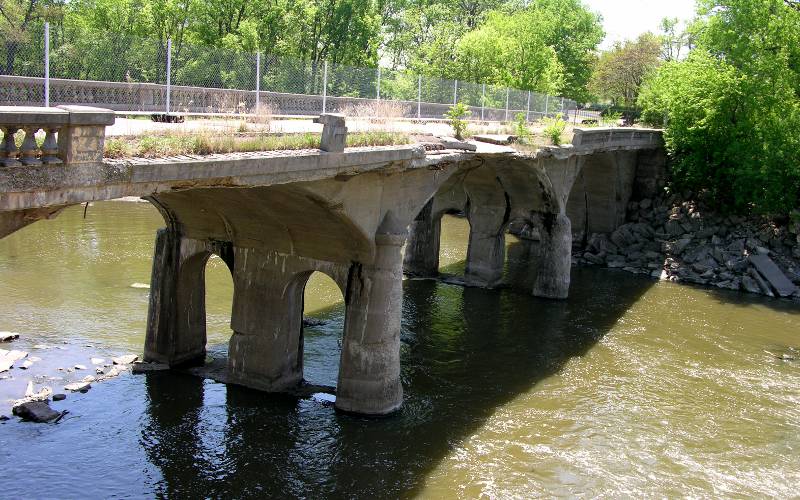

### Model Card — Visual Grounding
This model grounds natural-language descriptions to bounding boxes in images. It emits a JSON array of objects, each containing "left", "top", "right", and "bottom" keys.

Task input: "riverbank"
[{"left": 576, "top": 189, "right": 800, "bottom": 301}]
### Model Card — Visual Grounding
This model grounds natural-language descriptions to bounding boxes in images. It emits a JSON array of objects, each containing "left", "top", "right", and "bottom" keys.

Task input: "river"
[{"left": 0, "top": 201, "right": 798, "bottom": 498}]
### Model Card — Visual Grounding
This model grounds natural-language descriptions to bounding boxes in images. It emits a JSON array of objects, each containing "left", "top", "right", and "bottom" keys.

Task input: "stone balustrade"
[
  {"left": 572, "top": 127, "right": 663, "bottom": 149},
  {"left": 0, "top": 105, "right": 115, "bottom": 167}
]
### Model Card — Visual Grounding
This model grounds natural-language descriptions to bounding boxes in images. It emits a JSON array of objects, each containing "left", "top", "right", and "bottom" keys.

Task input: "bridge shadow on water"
[{"left": 139, "top": 245, "right": 658, "bottom": 498}]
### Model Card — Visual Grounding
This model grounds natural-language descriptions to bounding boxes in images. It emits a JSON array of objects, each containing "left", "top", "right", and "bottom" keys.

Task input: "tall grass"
[{"left": 104, "top": 131, "right": 409, "bottom": 159}]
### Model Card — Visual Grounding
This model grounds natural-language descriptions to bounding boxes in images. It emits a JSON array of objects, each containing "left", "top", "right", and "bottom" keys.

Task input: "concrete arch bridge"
[{"left": 0, "top": 107, "right": 664, "bottom": 415}]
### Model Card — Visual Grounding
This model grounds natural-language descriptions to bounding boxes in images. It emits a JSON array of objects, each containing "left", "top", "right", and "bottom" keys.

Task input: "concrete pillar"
[
  {"left": 465, "top": 206, "right": 506, "bottom": 288},
  {"left": 532, "top": 213, "right": 572, "bottom": 299},
  {"left": 336, "top": 212, "right": 406, "bottom": 415},
  {"left": 403, "top": 199, "right": 441, "bottom": 278},
  {"left": 144, "top": 228, "right": 211, "bottom": 366},
  {"left": 227, "top": 248, "right": 306, "bottom": 392}
]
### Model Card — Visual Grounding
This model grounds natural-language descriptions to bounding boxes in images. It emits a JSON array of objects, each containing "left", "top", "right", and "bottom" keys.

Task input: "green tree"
[
  {"left": 639, "top": 0, "right": 800, "bottom": 214},
  {"left": 589, "top": 33, "right": 662, "bottom": 107}
]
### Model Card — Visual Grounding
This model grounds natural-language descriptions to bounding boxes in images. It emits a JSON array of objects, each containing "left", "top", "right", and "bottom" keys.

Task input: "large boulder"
[{"left": 12, "top": 401, "right": 60, "bottom": 423}]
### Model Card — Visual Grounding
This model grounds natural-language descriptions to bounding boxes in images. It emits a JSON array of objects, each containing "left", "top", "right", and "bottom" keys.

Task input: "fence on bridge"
[{"left": 0, "top": 24, "right": 582, "bottom": 122}]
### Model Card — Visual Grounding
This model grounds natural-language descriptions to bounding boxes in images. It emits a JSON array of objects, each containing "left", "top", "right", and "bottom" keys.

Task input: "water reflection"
[{"left": 135, "top": 268, "right": 655, "bottom": 497}]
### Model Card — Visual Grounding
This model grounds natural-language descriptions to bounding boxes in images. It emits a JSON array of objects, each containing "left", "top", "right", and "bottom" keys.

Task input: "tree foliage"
[
  {"left": 589, "top": 33, "right": 661, "bottom": 107},
  {"left": 639, "top": 0, "right": 800, "bottom": 214},
  {"left": 0, "top": 0, "right": 605, "bottom": 99}
]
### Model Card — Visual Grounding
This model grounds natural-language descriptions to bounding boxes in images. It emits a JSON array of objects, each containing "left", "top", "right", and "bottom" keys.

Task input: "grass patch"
[{"left": 103, "top": 131, "right": 410, "bottom": 159}]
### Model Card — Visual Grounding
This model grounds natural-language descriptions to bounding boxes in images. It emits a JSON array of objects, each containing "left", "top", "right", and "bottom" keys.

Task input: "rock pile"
[{"left": 577, "top": 193, "right": 800, "bottom": 300}]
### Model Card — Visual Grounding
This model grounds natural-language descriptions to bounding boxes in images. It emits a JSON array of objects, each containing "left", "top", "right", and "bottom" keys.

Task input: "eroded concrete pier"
[{"left": 0, "top": 107, "right": 664, "bottom": 414}]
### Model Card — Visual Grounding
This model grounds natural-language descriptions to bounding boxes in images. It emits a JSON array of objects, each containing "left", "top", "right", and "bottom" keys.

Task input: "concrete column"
[
  {"left": 403, "top": 199, "right": 441, "bottom": 278},
  {"left": 532, "top": 213, "right": 572, "bottom": 299},
  {"left": 144, "top": 228, "right": 210, "bottom": 366},
  {"left": 336, "top": 213, "right": 406, "bottom": 415},
  {"left": 465, "top": 206, "right": 506, "bottom": 288},
  {"left": 227, "top": 248, "right": 305, "bottom": 392}
]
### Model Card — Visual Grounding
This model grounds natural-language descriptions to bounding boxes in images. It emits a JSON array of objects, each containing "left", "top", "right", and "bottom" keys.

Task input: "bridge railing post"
[
  {"left": 44, "top": 22, "right": 50, "bottom": 108},
  {"left": 314, "top": 113, "right": 347, "bottom": 152},
  {"left": 165, "top": 39, "right": 172, "bottom": 115},
  {"left": 322, "top": 60, "right": 328, "bottom": 114},
  {"left": 255, "top": 51, "right": 261, "bottom": 113}
]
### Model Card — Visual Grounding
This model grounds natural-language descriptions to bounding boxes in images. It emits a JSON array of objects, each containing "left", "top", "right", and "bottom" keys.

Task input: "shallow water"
[{"left": 0, "top": 202, "right": 798, "bottom": 497}]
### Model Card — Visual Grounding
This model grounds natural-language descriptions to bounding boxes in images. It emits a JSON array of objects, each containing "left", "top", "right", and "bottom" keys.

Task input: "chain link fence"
[{"left": 1, "top": 26, "right": 580, "bottom": 122}]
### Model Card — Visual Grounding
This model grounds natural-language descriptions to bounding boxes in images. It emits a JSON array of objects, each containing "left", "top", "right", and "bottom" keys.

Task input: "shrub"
[
  {"left": 542, "top": 113, "right": 567, "bottom": 145},
  {"left": 513, "top": 112, "right": 531, "bottom": 139},
  {"left": 444, "top": 102, "right": 471, "bottom": 140}
]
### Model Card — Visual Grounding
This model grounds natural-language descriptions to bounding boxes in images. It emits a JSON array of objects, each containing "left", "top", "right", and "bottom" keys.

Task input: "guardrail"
[{"left": 0, "top": 75, "right": 568, "bottom": 123}]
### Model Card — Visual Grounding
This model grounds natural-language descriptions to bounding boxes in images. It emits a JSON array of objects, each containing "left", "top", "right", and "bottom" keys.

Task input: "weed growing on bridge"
[
  {"left": 542, "top": 114, "right": 568, "bottom": 146},
  {"left": 103, "top": 131, "right": 410, "bottom": 159},
  {"left": 444, "top": 102, "right": 471, "bottom": 140}
]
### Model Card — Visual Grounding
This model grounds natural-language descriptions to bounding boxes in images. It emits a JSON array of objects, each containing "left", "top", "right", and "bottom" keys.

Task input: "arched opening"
[
  {"left": 503, "top": 218, "right": 541, "bottom": 289},
  {"left": 438, "top": 210, "right": 470, "bottom": 277},
  {"left": 204, "top": 254, "right": 234, "bottom": 361},
  {"left": 300, "top": 271, "right": 345, "bottom": 388}
]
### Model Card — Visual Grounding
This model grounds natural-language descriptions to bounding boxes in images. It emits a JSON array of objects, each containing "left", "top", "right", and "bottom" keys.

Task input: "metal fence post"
[
  {"left": 453, "top": 80, "right": 458, "bottom": 105},
  {"left": 417, "top": 75, "right": 421, "bottom": 119},
  {"left": 544, "top": 95, "right": 549, "bottom": 118},
  {"left": 322, "top": 60, "right": 328, "bottom": 113},
  {"left": 165, "top": 39, "right": 172, "bottom": 114},
  {"left": 481, "top": 83, "right": 485, "bottom": 121},
  {"left": 44, "top": 22, "right": 50, "bottom": 107},
  {"left": 560, "top": 97, "right": 565, "bottom": 115},
  {"left": 255, "top": 51, "right": 261, "bottom": 113},
  {"left": 526, "top": 91, "right": 531, "bottom": 122},
  {"left": 504, "top": 88, "right": 509, "bottom": 122},
  {"left": 376, "top": 66, "right": 381, "bottom": 100}
]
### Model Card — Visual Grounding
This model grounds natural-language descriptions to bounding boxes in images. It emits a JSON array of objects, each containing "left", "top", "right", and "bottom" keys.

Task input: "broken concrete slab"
[
  {"left": 131, "top": 362, "right": 170, "bottom": 374},
  {"left": 0, "top": 349, "right": 28, "bottom": 372},
  {"left": 472, "top": 134, "right": 518, "bottom": 145},
  {"left": 749, "top": 254, "right": 798, "bottom": 297},
  {"left": 437, "top": 136, "right": 477, "bottom": 151}
]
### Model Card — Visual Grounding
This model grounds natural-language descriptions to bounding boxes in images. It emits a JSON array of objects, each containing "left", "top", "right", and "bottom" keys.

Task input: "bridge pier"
[
  {"left": 531, "top": 212, "right": 572, "bottom": 299},
  {"left": 144, "top": 228, "right": 219, "bottom": 366},
  {"left": 465, "top": 205, "right": 507, "bottom": 288},
  {"left": 336, "top": 213, "right": 406, "bottom": 415},
  {"left": 227, "top": 248, "right": 311, "bottom": 392},
  {"left": 403, "top": 199, "right": 441, "bottom": 278}
]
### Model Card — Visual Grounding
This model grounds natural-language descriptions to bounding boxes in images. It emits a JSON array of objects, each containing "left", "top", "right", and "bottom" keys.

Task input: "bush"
[
  {"left": 513, "top": 112, "right": 531, "bottom": 139},
  {"left": 444, "top": 102, "right": 471, "bottom": 140},
  {"left": 637, "top": 0, "right": 800, "bottom": 215},
  {"left": 542, "top": 114, "right": 567, "bottom": 145}
]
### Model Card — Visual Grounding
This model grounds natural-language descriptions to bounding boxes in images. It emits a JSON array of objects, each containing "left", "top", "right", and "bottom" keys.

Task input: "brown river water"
[{"left": 0, "top": 201, "right": 798, "bottom": 498}]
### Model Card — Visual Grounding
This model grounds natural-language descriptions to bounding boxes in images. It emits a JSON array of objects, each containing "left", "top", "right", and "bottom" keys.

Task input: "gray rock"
[
  {"left": 73, "top": 364, "right": 87, "bottom": 370},
  {"left": 665, "top": 220, "right": 684, "bottom": 237},
  {"left": 112, "top": 354, "right": 139, "bottom": 365},
  {"left": 64, "top": 382, "right": 91, "bottom": 392},
  {"left": 12, "top": 401, "right": 60, "bottom": 422},
  {"left": 639, "top": 198, "right": 652, "bottom": 210},
  {"left": 741, "top": 276, "right": 761, "bottom": 294},
  {"left": 748, "top": 268, "right": 775, "bottom": 297},
  {"left": 52, "top": 393, "right": 66, "bottom": 401},
  {"left": 583, "top": 252, "right": 605, "bottom": 265},
  {"left": 0, "top": 332, "right": 20, "bottom": 342}
]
